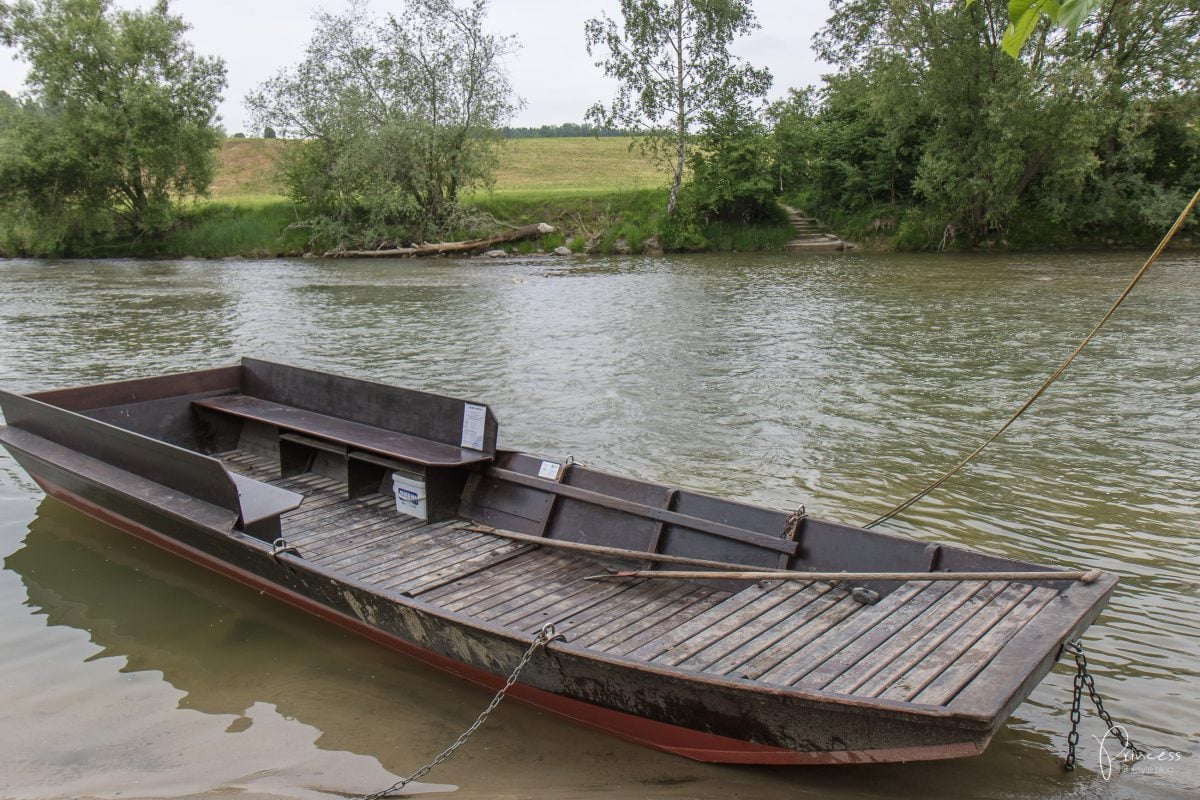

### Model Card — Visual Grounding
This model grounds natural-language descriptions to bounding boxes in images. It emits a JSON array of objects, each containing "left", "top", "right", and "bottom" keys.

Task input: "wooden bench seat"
[{"left": 194, "top": 395, "right": 492, "bottom": 468}]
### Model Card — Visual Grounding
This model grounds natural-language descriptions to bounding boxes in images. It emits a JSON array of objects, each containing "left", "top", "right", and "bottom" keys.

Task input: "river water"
[{"left": 0, "top": 251, "right": 1195, "bottom": 799}]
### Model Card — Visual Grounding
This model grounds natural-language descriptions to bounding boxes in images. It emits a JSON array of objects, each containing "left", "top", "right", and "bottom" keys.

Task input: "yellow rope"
[{"left": 866, "top": 186, "right": 1200, "bottom": 529}]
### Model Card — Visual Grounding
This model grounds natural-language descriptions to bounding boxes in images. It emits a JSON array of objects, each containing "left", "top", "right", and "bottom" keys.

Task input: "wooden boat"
[{"left": 0, "top": 359, "right": 1117, "bottom": 765}]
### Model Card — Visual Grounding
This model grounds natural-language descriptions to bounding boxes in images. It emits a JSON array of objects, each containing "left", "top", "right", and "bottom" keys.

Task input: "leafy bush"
[{"left": 685, "top": 110, "right": 778, "bottom": 224}]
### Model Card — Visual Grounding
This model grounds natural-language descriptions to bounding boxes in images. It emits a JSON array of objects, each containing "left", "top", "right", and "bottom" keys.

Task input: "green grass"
[
  {"left": 467, "top": 188, "right": 670, "bottom": 254},
  {"left": 149, "top": 196, "right": 310, "bottom": 258},
  {"left": 490, "top": 137, "right": 662, "bottom": 194},
  {"left": 207, "top": 136, "right": 664, "bottom": 199},
  {"left": 694, "top": 218, "right": 795, "bottom": 252},
  {"left": 209, "top": 139, "right": 289, "bottom": 199}
]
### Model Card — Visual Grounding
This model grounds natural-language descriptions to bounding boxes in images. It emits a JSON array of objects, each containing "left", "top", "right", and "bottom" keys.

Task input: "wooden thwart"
[{"left": 482, "top": 468, "right": 800, "bottom": 555}]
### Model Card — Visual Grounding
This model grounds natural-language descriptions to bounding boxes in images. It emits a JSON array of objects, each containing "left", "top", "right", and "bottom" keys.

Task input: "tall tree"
[
  {"left": 246, "top": 0, "right": 520, "bottom": 244},
  {"left": 585, "top": 0, "right": 771, "bottom": 216},
  {"left": 0, "top": 0, "right": 226, "bottom": 247},
  {"left": 794, "top": 0, "right": 1197, "bottom": 246}
]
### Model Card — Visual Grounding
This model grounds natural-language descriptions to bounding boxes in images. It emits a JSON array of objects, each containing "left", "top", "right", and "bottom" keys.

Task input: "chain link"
[
  {"left": 358, "top": 623, "right": 560, "bottom": 800},
  {"left": 1062, "top": 640, "right": 1144, "bottom": 772}
]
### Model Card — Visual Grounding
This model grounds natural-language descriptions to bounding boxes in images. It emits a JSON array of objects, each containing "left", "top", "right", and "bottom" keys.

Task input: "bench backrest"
[{"left": 242, "top": 358, "right": 499, "bottom": 453}]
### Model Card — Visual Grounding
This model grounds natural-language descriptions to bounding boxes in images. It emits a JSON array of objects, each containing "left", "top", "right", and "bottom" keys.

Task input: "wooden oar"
[
  {"left": 589, "top": 568, "right": 1104, "bottom": 584},
  {"left": 455, "top": 524, "right": 790, "bottom": 573},
  {"left": 455, "top": 524, "right": 1102, "bottom": 584}
]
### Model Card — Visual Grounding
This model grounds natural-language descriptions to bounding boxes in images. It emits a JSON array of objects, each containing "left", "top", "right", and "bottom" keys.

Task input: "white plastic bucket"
[{"left": 392, "top": 472, "right": 428, "bottom": 520}]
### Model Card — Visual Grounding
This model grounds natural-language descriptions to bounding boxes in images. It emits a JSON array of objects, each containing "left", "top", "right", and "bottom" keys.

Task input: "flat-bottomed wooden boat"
[{"left": 0, "top": 359, "right": 1117, "bottom": 764}]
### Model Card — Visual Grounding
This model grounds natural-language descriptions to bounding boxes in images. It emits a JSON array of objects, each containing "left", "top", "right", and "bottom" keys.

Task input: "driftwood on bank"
[{"left": 324, "top": 222, "right": 556, "bottom": 258}]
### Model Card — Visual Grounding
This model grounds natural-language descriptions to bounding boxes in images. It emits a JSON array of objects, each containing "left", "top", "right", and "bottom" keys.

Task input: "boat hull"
[{"left": 6, "top": 442, "right": 993, "bottom": 765}]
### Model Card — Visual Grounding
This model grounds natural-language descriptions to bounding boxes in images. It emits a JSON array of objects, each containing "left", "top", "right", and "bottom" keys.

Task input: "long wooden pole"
[
  {"left": 591, "top": 568, "right": 1104, "bottom": 584},
  {"left": 457, "top": 525, "right": 1102, "bottom": 584},
  {"left": 456, "top": 524, "right": 790, "bottom": 573}
]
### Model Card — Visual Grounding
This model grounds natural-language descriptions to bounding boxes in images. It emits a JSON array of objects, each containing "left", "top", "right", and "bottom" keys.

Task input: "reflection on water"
[{"left": 0, "top": 252, "right": 1196, "bottom": 798}]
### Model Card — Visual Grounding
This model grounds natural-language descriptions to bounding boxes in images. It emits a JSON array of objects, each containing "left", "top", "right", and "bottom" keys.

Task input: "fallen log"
[{"left": 324, "top": 222, "right": 556, "bottom": 258}]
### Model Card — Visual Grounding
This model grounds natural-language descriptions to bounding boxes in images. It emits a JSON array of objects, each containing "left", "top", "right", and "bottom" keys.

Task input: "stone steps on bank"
[{"left": 781, "top": 206, "right": 853, "bottom": 252}]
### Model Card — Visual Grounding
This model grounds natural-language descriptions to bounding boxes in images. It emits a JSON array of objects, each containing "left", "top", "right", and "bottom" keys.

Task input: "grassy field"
[
  {"left": 196, "top": 136, "right": 674, "bottom": 254},
  {"left": 208, "top": 136, "right": 663, "bottom": 199},
  {"left": 144, "top": 136, "right": 784, "bottom": 257},
  {"left": 488, "top": 137, "right": 661, "bottom": 194},
  {"left": 209, "top": 137, "right": 288, "bottom": 199}
]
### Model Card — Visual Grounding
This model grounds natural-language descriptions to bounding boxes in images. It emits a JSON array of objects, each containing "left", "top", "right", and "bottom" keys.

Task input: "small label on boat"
[
  {"left": 461, "top": 403, "right": 486, "bottom": 450},
  {"left": 538, "top": 460, "right": 561, "bottom": 480}
]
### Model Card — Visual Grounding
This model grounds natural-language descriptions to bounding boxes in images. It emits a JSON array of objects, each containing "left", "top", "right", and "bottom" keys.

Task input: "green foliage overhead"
[
  {"left": 0, "top": 0, "right": 226, "bottom": 252},
  {"left": 246, "top": 0, "right": 519, "bottom": 248},
  {"left": 585, "top": 0, "right": 772, "bottom": 216},
  {"left": 965, "top": 0, "right": 1106, "bottom": 57}
]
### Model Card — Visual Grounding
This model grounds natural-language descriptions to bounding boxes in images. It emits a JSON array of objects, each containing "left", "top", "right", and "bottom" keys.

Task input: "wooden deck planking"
[
  {"left": 564, "top": 582, "right": 701, "bottom": 644},
  {"left": 420, "top": 550, "right": 582, "bottom": 612},
  {"left": 293, "top": 508, "right": 428, "bottom": 553},
  {"left": 304, "top": 517, "right": 437, "bottom": 563},
  {"left": 486, "top": 574, "right": 640, "bottom": 631},
  {"left": 877, "top": 582, "right": 1035, "bottom": 702},
  {"left": 387, "top": 545, "right": 532, "bottom": 595},
  {"left": 341, "top": 524, "right": 476, "bottom": 583},
  {"left": 328, "top": 522, "right": 477, "bottom": 578},
  {"left": 367, "top": 532, "right": 512, "bottom": 583},
  {"left": 464, "top": 562, "right": 600, "bottom": 618},
  {"left": 595, "top": 589, "right": 731, "bottom": 657},
  {"left": 215, "top": 450, "right": 528, "bottom": 598},
  {"left": 312, "top": 521, "right": 457, "bottom": 570},
  {"left": 910, "top": 586, "right": 1059, "bottom": 706},
  {"left": 367, "top": 534, "right": 523, "bottom": 589},
  {"left": 473, "top": 564, "right": 604, "bottom": 622},
  {"left": 285, "top": 494, "right": 395, "bottom": 535},
  {"left": 680, "top": 582, "right": 837, "bottom": 675},
  {"left": 749, "top": 584, "right": 930, "bottom": 686},
  {"left": 736, "top": 592, "right": 861, "bottom": 681},
  {"left": 650, "top": 582, "right": 812, "bottom": 668},
  {"left": 822, "top": 580, "right": 1002, "bottom": 696},
  {"left": 213, "top": 448, "right": 1068, "bottom": 713},
  {"left": 782, "top": 581, "right": 959, "bottom": 689},
  {"left": 404, "top": 545, "right": 537, "bottom": 596},
  {"left": 625, "top": 582, "right": 779, "bottom": 663}
]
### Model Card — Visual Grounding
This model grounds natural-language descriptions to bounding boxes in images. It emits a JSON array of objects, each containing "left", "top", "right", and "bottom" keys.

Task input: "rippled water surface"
[{"left": 0, "top": 251, "right": 1196, "bottom": 799}]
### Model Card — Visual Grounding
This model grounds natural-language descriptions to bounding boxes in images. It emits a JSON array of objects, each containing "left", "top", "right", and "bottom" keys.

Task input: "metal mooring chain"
[
  {"left": 1063, "top": 640, "right": 1145, "bottom": 772},
  {"left": 358, "top": 623, "right": 561, "bottom": 800}
]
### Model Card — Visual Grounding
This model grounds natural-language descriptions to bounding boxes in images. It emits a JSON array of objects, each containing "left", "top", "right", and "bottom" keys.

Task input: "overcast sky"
[{"left": 0, "top": 0, "right": 833, "bottom": 133}]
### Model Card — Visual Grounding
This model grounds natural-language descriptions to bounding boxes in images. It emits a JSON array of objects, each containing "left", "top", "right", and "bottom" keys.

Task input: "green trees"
[
  {"left": 246, "top": 0, "right": 520, "bottom": 247},
  {"left": 780, "top": 0, "right": 1198, "bottom": 248},
  {"left": 585, "top": 0, "right": 771, "bottom": 217},
  {"left": 0, "top": 0, "right": 225, "bottom": 251},
  {"left": 686, "top": 106, "right": 777, "bottom": 224}
]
